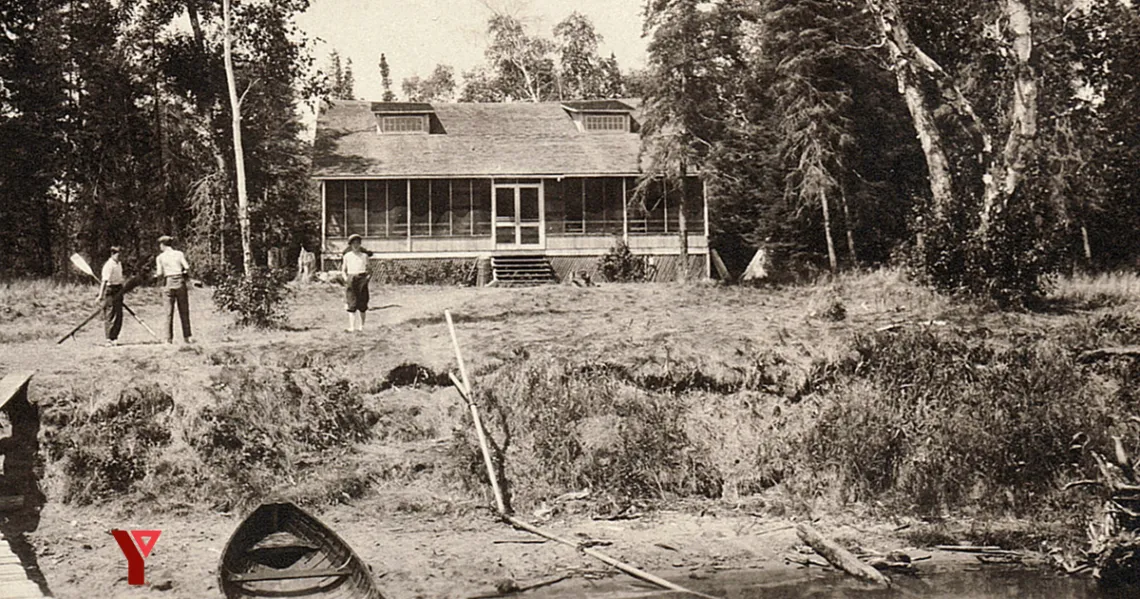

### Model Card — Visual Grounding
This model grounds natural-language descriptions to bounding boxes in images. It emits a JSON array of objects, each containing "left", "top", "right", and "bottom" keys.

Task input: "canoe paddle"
[{"left": 67, "top": 252, "right": 161, "bottom": 343}]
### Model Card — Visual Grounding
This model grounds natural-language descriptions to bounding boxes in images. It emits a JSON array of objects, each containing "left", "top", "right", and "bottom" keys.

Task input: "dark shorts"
[{"left": 345, "top": 273, "right": 370, "bottom": 312}]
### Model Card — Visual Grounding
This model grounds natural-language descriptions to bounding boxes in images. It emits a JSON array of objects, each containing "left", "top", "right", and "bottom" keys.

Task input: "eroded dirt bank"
[{"left": 1, "top": 273, "right": 1130, "bottom": 597}]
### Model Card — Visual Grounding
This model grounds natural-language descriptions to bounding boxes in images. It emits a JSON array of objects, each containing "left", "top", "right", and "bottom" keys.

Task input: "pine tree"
[{"left": 379, "top": 53, "right": 395, "bottom": 101}]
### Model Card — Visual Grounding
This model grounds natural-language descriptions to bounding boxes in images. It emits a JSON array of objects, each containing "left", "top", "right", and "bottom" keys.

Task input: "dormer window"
[
  {"left": 372, "top": 102, "right": 434, "bottom": 134},
  {"left": 562, "top": 100, "right": 634, "bottom": 133},
  {"left": 583, "top": 114, "right": 629, "bottom": 132},
  {"left": 379, "top": 115, "right": 428, "bottom": 133}
]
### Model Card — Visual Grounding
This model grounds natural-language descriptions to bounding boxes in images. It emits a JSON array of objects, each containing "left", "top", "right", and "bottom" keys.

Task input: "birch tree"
[{"left": 865, "top": 0, "right": 1060, "bottom": 304}]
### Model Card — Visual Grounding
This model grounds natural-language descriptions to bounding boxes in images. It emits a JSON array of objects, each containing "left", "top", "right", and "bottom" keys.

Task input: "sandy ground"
[{"left": 0, "top": 276, "right": 1059, "bottom": 598}]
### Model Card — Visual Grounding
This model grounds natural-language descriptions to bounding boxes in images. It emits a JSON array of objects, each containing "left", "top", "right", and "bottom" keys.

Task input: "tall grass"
[{"left": 1052, "top": 271, "right": 1140, "bottom": 309}]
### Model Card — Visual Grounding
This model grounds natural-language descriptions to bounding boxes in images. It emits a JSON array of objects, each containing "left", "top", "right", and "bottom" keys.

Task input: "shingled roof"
[{"left": 312, "top": 100, "right": 644, "bottom": 178}]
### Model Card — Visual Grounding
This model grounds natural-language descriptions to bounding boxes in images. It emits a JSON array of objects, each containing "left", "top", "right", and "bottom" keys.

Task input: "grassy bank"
[{"left": 9, "top": 269, "right": 1140, "bottom": 544}]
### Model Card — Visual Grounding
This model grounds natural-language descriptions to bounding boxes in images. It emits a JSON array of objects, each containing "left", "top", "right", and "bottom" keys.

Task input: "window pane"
[
  {"left": 584, "top": 114, "right": 627, "bottom": 132},
  {"left": 496, "top": 187, "right": 516, "bottom": 221},
  {"left": 472, "top": 179, "right": 492, "bottom": 235},
  {"left": 411, "top": 180, "right": 431, "bottom": 237},
  {"left": 346, "top": 181, "right": 366, "bottom": 236},
  {"left": 564, "top": 178, "right": 584, "bottom": 234},
  {"left": 452, "top": 179, "right": 472, "bottom": 236},
  {"left": 496, "top": 226, "right": 515, "bottom": 244},
  {"left": 388, "top": 180, "right": 408, "bottom": 236},
  {"left": 520, "top": 187, "right": 539, "bottom": 222},
  {"left": 520, "top": 226, "right": 540, "bottom": 244},
  {"left": 380, "top": 115, "right": 426, "bottom": 133},
  {"left": 431, "top": 180, "right": 451, "bottom": 236},
  {"left": 325, "top": 180, "right": 345, "bottom": 237},
  {"left": 366, "top": 181, "right": 386, "bottom": 237}
]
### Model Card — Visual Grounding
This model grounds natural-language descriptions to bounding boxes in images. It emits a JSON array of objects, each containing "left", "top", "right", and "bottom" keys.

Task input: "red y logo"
[{"left": 111, "top": 529, "right": 162, "bottom": 585}]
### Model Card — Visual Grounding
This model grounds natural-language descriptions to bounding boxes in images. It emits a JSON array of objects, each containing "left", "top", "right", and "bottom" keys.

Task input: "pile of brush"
[{"left": 1066, "top": 424, "right": 1140, "bottom": 586}]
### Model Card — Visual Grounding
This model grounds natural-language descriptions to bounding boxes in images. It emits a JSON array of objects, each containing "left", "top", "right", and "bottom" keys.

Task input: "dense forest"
[{"left": 2, "top": 0, "right": 1138, "bottom": 306}]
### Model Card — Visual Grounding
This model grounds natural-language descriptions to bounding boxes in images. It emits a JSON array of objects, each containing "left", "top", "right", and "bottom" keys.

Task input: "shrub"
[
  {"left": 368, "top": 259, "right": 475, "bottom": 285},
  {"left": 598, "top": 239, "right": 648, "bottom": 282},
  {"left": 44, "top": 384, "right": 176, "bottom": 504},
  {"left": 452, "top": 353, "right": 722, "bottom": 508},
  {"left": 189, "top": 367, "right": 377, "bottom": 508},
  {"left": 213, "top": 267, "right": 293, "bottom": 328},
  {"left": 803, "top": 328, "right": 1113, "bottom": 515}
]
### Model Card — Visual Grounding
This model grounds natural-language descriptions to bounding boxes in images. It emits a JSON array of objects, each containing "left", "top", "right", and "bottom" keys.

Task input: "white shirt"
[
  {"left": 101, "top": 258, "right": 124, "bottom": 285},
  {"left": 342, "top": 249, "right": 369, "bottom": 275},
  {"left": 155, "top": 248, "right": 189, "bottom": 277}
]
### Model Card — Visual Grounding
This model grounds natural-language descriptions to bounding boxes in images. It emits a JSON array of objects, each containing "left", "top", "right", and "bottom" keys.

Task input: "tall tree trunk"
[
  {"left": 821, "top": 188, "right": 838, "bottom": 273},
  {"left": 222, "top": 0, "right": 253, "bottom": 275},
  {"left": 866, "top": 0, "right": 957, "bottom": 223},
  {"left": 677, "top": 170, "right": 689, "bottom": 283},
  {"left": 978, "top": 0, "right": 1038, "bottom": 236},
  {"left": 840, "top": 187, "right": 857, "bottom": 265}
]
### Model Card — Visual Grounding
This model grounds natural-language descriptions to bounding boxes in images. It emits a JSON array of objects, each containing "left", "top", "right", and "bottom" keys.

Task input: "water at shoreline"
[{"left": 536, "top": 567, "right": 1134, "bottom": 599}]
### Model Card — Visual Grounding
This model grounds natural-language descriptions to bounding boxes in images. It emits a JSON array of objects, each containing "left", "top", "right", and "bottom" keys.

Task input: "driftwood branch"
[{"left": 796, "top": 523, "right": 890, "bottom": 587}]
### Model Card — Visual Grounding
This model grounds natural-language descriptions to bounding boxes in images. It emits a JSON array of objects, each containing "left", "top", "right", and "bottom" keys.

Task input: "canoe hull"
[{"left": 219, "top": 502, "right": 385, "bottom": 599}]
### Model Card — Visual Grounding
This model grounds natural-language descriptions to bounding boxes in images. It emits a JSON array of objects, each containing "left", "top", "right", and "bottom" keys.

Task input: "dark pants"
[
  {"left": 103, "top": 284, "right": 123, "bottom": 341},
  {"left": 345, "top": 273, "right": 370, "bottom": 312},
  {"left": 164, "top": 276, "right": 191, "bottom": 341}
]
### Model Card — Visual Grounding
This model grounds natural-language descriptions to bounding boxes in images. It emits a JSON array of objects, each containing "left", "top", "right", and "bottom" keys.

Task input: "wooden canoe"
[{"left": 218, "top": 502, "right": 385, "bottom": 599}]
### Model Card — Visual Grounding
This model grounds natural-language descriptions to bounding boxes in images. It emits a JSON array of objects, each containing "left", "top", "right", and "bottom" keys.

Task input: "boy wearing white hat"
[{"left": 341, "top": 234, "right": 371, "bottom": 331}]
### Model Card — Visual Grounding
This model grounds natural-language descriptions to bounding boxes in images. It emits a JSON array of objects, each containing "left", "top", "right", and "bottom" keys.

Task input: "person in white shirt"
[
  {"left": 97, "top": 246, "right": 125, "bottom": 346},
  {"left": 341, "top": 234, "right": 372, "bottom": 331},
  {"left": 154, "top": 235, "right": 192, "bottom": 344}
]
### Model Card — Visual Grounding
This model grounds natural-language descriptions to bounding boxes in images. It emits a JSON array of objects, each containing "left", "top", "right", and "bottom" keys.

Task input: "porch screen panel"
[
  {"left": 325, "top": 180, "right": 346, "bottom": 237},
  {"left": 346, "top": 181, "right": 366, "bottom": 236},
  {"left": 584, "top": 178, "right": 605, "bottom": 234},
  {"left": 452, "top": 179, "right": 473, "bottom": 235},
  {"left": 472, "top": 179, "right": 492, "bottom": 236},
  {"left": 683, "top": 176, "right": 705, "bottom": 233},
  {"left": 366, "top": 181, "right": 387, "bottom": 236},
  {"left": 634, "top": 178, "right": 667, "bottom": 234},
  {"left": 602, "top": 178, "right": 624, "bottom": 234},
  {"left": 388, "top": 179, "right": 408, "bottom": 235},
  {"left": 431, "top": 180, "right": 451, "bottom": 236},
  {"left": 665, "top": 180, "right": 682, "bottom": 233},
  {"left": 410, "top": 180, "right": 431, "bottom": 237},
  {"left": 563, "top": 178, "right": 584, "bottom": 234},
  {"left": 544, "top": 180, "right": 564, "bottom": 235}
]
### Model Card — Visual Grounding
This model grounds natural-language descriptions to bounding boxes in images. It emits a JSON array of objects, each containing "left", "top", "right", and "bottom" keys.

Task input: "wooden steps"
[{"left": 491, "top": 255, "right": 558, "bottom": 286}]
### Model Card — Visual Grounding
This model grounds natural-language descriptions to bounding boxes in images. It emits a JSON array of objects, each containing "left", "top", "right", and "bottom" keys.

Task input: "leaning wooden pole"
[
  {"left": 443, "top": 311, "right": 721, "bottom": 599},
  {"left": 445, "top": 310, "right": 508, "bottom": 515}
]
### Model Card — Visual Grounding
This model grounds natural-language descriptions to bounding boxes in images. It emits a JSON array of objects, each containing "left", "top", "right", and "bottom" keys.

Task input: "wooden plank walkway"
[
  {"left": 0, "top": 532, "right": 47, "bottom": 599},
  {"left": 1, "top": 370, "right": 49, "bottom": 598}
]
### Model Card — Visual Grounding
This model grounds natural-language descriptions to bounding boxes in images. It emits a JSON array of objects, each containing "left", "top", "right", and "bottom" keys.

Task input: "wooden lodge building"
[{"left": 312, "top": 99, "right": 709, "bottom": 283}]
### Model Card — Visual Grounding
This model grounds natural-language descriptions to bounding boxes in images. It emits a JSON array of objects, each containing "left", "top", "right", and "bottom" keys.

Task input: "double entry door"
[{"left": 493, "top": 183, "right": 543, "bottom": 248}]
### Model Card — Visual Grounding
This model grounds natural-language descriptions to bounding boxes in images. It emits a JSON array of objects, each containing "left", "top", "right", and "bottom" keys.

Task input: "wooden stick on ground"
[
  {"left": 504, "top": 516, "right": 720, "bottom": 599},
  {"left": 443, "top": 310, "right": 721, "bottom": 599},
  {"left": 795, "top": 523, "right": 890, "bottom": 588}
]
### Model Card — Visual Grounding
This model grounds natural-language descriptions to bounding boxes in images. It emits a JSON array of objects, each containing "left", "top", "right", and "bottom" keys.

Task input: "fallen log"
[
  {"left": 1078, "top": 346, "right": 1140, "bottom": 363},
  {"left": 795, "top": 523, "right": 890, "bottom": 587}
]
